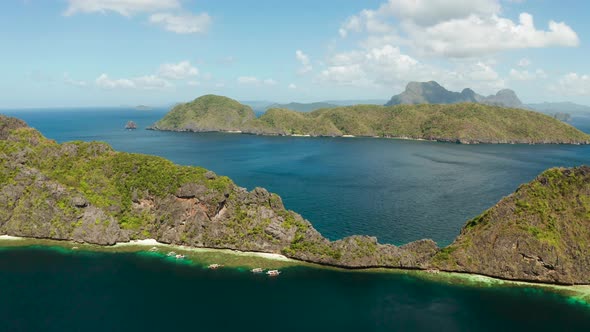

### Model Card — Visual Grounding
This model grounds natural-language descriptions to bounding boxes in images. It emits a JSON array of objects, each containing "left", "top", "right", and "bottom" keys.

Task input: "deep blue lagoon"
[{"left": 2, "top": 108, "right": 590, "bottom": 331}]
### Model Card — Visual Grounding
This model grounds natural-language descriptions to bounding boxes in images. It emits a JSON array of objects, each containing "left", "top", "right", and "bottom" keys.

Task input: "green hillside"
[{"left": 151, "top": 95, "right": 255, "bottom": 132}]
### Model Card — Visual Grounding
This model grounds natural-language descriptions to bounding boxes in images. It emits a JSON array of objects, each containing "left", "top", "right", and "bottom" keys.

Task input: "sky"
[{"left": 2, "top": 0, "right": 590, "bottom": 108}]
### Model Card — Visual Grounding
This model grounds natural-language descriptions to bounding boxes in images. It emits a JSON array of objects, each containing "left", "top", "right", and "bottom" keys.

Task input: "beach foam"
[{"left": 0, "top": 235, "right": 24, "bottom": 241}]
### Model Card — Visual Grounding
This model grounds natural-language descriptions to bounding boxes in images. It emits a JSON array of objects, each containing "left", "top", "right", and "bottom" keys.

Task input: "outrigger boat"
[
  {"left": 266, "top": 270, "right": 281, "bottom": 276},
  {"left": 208, "top": 264, "right": 223, "bottom": 269},
  {"left": 175, "top": 254, "right": 185, "bottom": 260},
  {"left": 251, "top": 268, "right": 264, "bottom": 273}
]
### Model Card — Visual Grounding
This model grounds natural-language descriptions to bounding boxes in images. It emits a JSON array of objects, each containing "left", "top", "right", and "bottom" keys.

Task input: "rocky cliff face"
[
  {"left": 0, "top": 115, "right": 435, "bottom": 268},
  {"left": 386, "top": 81, "right": 524, "bottom": 109},
  {"left": 433, "top": 167, "right": 590, "bottom": 285}
]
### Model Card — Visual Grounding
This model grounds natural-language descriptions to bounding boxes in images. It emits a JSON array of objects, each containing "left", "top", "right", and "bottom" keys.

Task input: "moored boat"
[
  {"left": 251, "top": 268, "right": 264, "bottom": 273},
  {"left": 149, "top": 247, "right": 158, "bottom": 252},
  {"left": 167, "top": 251, "right": 177, "bottom": 257},
  {"left": 175, "top": 254, "right": 185, "bottom": 259},
  {"left": 266, "top": 270, "right": 281, "bottom": 276},
  {"left": 208, "top": 264, "right": 222, "bottom": 269}
]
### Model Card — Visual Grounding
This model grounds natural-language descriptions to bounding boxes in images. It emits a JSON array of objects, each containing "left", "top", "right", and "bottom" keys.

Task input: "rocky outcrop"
[
  {"left": 432, "top": 167, "right": 590, "bottom": 285},
  {"left": 385, "top": 81, "right": 524, "bottom": 109}
]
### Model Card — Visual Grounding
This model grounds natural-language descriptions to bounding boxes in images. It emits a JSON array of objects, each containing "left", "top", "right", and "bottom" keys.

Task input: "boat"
[
  {"left": 71, "top": 246, "right": 79, "bottom": 250},
  {"left": 167, "top": 251, "right": 177, "bottom": 257},
  {"left": 251, "top": 268, "right": 264, "bottom": 273},
  {"left": 125, "top": 120, "right": 137, "bottom": 130},
  {"left": 208, "top": 264, "right": 222, "bottom": 269},
  {"left": 175, "top": 254, "right": 185, "bottom": 259},
  {"left": 266, "top": 270, "right": 281, "bottom": 276},
  {"left": 149, "top": 247, "right": 158, "bottom": 252}
]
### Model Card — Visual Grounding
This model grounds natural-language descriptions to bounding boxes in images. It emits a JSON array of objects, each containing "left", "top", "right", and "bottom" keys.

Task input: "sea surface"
[
  {"left": 4, "top": 108, "right": 590, "bottom": 246},
  {"left": 2, "top": 108, "right": 590, "bottom": 330}
]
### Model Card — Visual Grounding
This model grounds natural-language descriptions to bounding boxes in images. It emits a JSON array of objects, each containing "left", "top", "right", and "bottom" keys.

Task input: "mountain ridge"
[{"left": 385, "top": 81, "right": 524, "bottom": 109}]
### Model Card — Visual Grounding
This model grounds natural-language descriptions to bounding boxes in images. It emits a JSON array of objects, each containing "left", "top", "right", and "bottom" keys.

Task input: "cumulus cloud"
[
  {"left": 318, "top": 44, "right": 505, "bottom": 93},
  {"left": 64, "top": 0, "right": 179, "bottom": 16},
  {"left": 237, "top": 76, "right": 277, "bottom": 86},
  {"left": 95, "top": 73, "right": 171, "bottom": 90},
  {"left": 338, "top": 0, "right": 579, "bottom": 58},
  {"left": 288, "top": 83, "right": 297, "bottom": 89},
  {"left": 552, "top": 73, "right": 590, "bottom": 96},
  {"left": 149, "top": 12, "right": 211, "bottom": 34},
  {"left": 63, "top": 73, "right": 87, "bottom": 87},
  {"left": 409, "top": 13, "right": 579, "bottom": 57},
  {"left": 509, "top": 68, "right": 546, "bottom": 81},
  {"left": 295, "top": 50, "right": 313, "bottom": 74},
  {"left": 158, "top": 61, "right": 198, "bottom": 79}
]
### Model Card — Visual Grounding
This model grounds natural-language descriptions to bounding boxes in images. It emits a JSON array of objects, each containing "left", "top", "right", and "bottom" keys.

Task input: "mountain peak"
[{"left": 386, "top": 82, "right": 523, "bottom": 108}]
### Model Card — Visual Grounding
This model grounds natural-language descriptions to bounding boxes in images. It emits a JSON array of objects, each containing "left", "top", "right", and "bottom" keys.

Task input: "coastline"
[
  {"left": 147, "top": 128, "right": 588, "bottom": 145},
  {"left": 1, "top": 235, "right": 589, "bottom": 307}
]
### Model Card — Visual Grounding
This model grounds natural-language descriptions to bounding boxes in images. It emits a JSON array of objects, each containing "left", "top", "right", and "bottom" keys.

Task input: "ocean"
[{"left": 2, "top": 108, "right": 590, "bottom": 330}]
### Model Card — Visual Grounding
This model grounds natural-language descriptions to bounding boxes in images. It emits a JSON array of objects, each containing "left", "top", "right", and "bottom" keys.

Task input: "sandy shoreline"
[
  {"left": 0, "top": 235, "right": 24, "bottom": 241},
  {"left": 1, "top": 234, "right": 589, "bottom": 304},
  {"left": 114, "top": 238, "right": 293, "bottom": 262}
]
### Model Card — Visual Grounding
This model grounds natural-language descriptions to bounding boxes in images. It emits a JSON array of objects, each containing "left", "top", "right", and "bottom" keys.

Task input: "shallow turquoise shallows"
[
  {"left": 0, "top": 248, "right": 589, "bottom": 331},
  {"left": 3, "top": 108, "right": 590, "bottom": 331}
]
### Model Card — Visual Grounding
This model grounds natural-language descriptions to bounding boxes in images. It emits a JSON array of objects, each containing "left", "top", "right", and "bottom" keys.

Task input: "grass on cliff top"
[
  {"left": 4, "top": 126, "right": 233, "bottom": 230},
  {"left": 438, "top": 167, "right": 590, "bottom": 263},
  {"left": 247, "top": 103, "right": 590, "bottom": 142},
  {"left": 155, "top": 95, "right": 255, "bottom": 130}
]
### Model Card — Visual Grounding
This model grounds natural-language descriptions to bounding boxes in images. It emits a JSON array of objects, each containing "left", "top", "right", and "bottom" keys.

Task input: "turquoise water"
[
  {"left": 2, "top": 109, "right": 590, "bottom": 330},
  {"left": 5, "top": 108, "right": 590, "bottom": 246},
  {"left": 0, "top": 247, "right": 589, "bottom": 331}
]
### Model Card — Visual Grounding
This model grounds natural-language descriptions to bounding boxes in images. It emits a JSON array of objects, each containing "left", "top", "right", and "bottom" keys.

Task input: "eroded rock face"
[{"left": 432, "top": 167, "right": 590, "bottom": 285}]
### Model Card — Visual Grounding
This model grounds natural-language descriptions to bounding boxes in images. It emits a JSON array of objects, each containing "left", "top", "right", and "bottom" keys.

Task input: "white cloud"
[
  {"left": 237, "top": 76, "right": 259, "bottom": 84},
  {"left": 187, "top": 81, "right": 200, "bottom": 86},
  {"left": 518, "top": 58, "right": 531, "bottom": 67},
  {"left": 295, "top": 50, "right": 313, "bottom": 74},
  {"left": 380, "top": 0, "right": 500, "bottom": 26},
  {"left": 288, "top": 83, "right": 297, "bottom": 89},
  {"left": 409, "top": 13, "right": 579, "bottom": 57},
  {"left": 63, "top": 73, "right": 87, "bottom": 87},
  {"left": 339, "top": 9, "right": 395, "bottom": 37},
  {"left": 338, "top": 1, "right": 579, "bottom": 58},
  {"left": 320, "top": 45, "right": 420, "bottom": 87},
  {"left": 237, "top": 76, "right": 277, "bottom": 86},
  {"left": 64, "top": 0, "right": 179, "bottom": 16},
  {"left": 158, "top": 61, "right": 198, "bottom": 79},
  {"left": 95, "top": 73, "right": 171, "bottom": 90},
  {"left": 318, "top": 44, "right": 505, "bottom": 94},
  {"left": 509, "top": 68, "right": 546, "bottom": 81},
  {"left": 552, "top": 73, "right": 590, "bottom": 96},
  {"left": 149, "top": 12, "right": 211, "bottom": 34}
]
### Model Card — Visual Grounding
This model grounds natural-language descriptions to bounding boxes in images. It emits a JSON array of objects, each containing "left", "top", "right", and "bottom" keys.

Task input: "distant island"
[
  {"left": 2, "top": 114, "right": 590, "bottom": 285},
  {"left": 149, "top": 95, "right": 590, "bottom": 145},
  {"left": 135, "top": 105, "right": 152, "bottom": 111},
  {"left": 528, "top": 102, "right": 590, "bottom": 117},
  {"left": 385, "top": 81, "right": 525, "bottom": 109}
]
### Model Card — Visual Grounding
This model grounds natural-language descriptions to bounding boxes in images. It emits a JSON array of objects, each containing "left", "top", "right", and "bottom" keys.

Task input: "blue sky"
[{"left": 2, "top": 0, "right": 590, "bottom": 108}]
